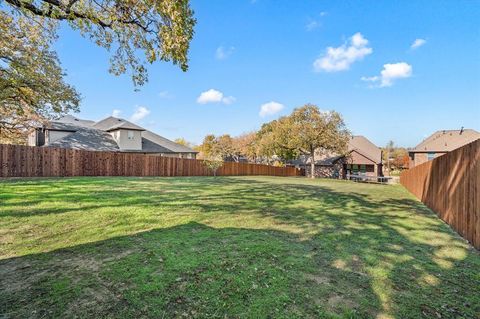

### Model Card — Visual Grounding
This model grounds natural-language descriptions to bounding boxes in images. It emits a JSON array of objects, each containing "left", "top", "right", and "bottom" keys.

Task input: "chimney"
[{"left": 460, "top": 126, "right": 464, "bottom": 135}]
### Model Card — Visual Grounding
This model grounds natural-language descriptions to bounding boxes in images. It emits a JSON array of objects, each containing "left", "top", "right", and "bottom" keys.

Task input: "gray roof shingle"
[
  {"left": 47, "top": 128, "right": 120, "bottom": 151},
  {"left": 412, "top": 129, "right": 480, "bottom": 152},
  {"left": 45, "top": 122, "right": 83, "bottom": 132},
  {"left": 141, "top": 130, "right": 197, "bottom": 153},
  {"left": 45, "top": 115, "right": 196, "bottom": 154},
  {"left": 55, "top": 115, "right": 95, "bottom": 127},
  {"left": 92, "top": 116, "right": 145, "bottom": 131},
  {"left": 291, "top": 135, "right": 381, "bottom": 166},
  {"left": 348, "top": 135, "right": 382, "bottom": 163}
]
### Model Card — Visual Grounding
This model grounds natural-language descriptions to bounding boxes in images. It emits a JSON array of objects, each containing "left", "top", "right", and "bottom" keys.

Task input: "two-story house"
[{"left": 28, "top": 115, "right": 198, "bottom": 159}]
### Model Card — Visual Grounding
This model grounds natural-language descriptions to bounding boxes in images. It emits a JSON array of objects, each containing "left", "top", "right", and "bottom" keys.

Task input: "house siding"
[
  {"left": 409, "top": 152, "right": 447, "bottom": 168},
  {"left": 304, "top": 150, "right": 382, "bottom": 179},
  {"left": 159, "top": 153, "right": 197, "bottom": 159},
  {"left": 112, "top": 129, "right": 142, "bottom": 151},
  {"left": 27, "top": 131, "right": 37, "bottom": 146}
]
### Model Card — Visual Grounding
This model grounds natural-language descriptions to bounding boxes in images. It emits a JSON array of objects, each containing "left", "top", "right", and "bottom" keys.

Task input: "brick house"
[
  {"left": 408, "top": 129, "right": 479, "bottom": 168},
  {"left": 292, "top": 135, "right": 383, "bottom": 179}
]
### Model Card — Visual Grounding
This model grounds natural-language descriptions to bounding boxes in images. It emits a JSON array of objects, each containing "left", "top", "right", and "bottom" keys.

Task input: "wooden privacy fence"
[
  {"left": 400, "top": 139, "right": 479, "bottom": 249},
  {"left": 0, "top": 144, "right": 302, "bottom": 178}
]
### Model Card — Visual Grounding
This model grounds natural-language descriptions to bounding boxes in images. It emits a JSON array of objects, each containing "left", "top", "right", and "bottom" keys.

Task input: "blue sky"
[{"left": 55, "top": 0, "right": 480, "bottom": 147}]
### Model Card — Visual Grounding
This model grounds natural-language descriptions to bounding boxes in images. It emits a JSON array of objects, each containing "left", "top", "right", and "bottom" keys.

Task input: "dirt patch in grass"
[
  {"left": 326, "top": 293, "right": 359, "bottom": 313},
  {"left": 0, "top": 260, "right": 51, "bottom": 294},
  {"left": 304, "top": 273, "right": 330, "bottom": 285},
  {"left": 1, "top": 248, "right": 137, "bottom": 293},
  {"left": 1, "top": 248, "right": 138, "bottom": 318},
  {"left": 60, "top": 248, "right": 138, "bottom": 272},
  {"left": 63, "top": 281, "right": 132, "bottom": 318}
]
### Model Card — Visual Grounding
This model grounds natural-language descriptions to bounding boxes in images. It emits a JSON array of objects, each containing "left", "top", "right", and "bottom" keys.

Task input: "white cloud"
[
  {"left": 197, "top": 89, "right": 222, "bottom": 104},
  {"left": 159, "top": 91, "right": 173, "bottom": 99},
  {"left": 112, "top": 109, "right": 122, "bottom": 117},
  {"left": 215, "top": 46, "right": 235, "bottom": 60},
  {"left": 306, "top": 12, "right": 327, "bottom": 31},
  {"left": 222, "top": 96, "right": 236, "bottom": 105},
  {"left": 410, "top": 38, "right": 426, "bottom": 49},
  {"left": 361, "top": 62, "right": 413, "bottom": 87},
  {"left": 313, "top": 32, "right": 373, "bottom": 72},
  {"left": 306, "top": 20, "right": 320, "bottom": 31},
  {"left": 259, "top": 101, "right": 284, "bottom": 117},
  {"left": 196, "top": 89, "right": 236, "bottom": 105},
  {"left": 129, "top": 106, "right": 150, "bottom": 122}
]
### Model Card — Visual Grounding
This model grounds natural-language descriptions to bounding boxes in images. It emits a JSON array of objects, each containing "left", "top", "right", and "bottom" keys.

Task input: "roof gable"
[
  {"left": 346, "top": 149, "right": 377, "bottom": 165},
  {"left": 92, "top": 116, "right": 145, "bottom": 131},
  {"left": 348, "top": 136, "right": 382, "bottom": 163}
]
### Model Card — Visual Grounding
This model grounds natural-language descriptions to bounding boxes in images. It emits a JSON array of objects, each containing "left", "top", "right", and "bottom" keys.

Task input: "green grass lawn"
[{"left": 1, "top": 176, "right": 479, "bottom": 319}]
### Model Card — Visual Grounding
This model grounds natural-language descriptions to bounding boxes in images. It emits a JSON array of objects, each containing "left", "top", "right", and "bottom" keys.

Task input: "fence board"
[
  {"left": 0, "top": 144, "right": 302, "bottom": 179},
  {"left": 400, "top": 139, "right": 480, "bottom": 249}
]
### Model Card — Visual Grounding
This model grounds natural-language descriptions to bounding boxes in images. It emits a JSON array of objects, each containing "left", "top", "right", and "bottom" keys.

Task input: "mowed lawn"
[{"left": 1, "top": 177, "right": 479, "bottom": 319}]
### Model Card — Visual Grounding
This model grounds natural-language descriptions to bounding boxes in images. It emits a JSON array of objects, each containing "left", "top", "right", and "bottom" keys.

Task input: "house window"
[
  {"left": 427, "top": 152, "right": 435, "bottom": 161},
  {"left": 127, "top": 130, "right": 134, "bottom": 140},
  {"left": 360, "top": 164, "right": 366, "bottom": 173}
]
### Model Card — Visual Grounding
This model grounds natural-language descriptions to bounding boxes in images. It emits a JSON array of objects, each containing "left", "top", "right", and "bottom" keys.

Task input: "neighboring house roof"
[
  {"left": 92, "top": 116, "right": 145, "bottom": 131},
  {"left": 141, "top": 130, "right": 197, "bottom": 153},
  {"left": 291, "top": 135, "right": 382, "bottom": 166},
  {"left": 40, "top": 115, "right": 197, "bottom": 154},
  {"left": 289, "top": 151, "right": 342, "bottom": 166},
  {"left": 317, "top": 155, "right": 344, "bottom": 165},
  {"left": 55, "top": 115, "right": 95, "bottom": 127},
  {"left": 348, "top": 136, "right": 382, "bottom": 164},
  {"left": 289, "top": 135, "right": 382, "bottom": 166},
  {"left": 411, "top": 129, "right": 480, "bottom": 152},
  {"left": 45, "top": 121, "right": 83, "bottom": 132},
  {"left": 47, "top": 128, "right": 120, "bottom": 151},
  {"left": 43, "top": 115, "right": 94, "bottom": 131},
  {"left": 312, "top": 152, "right": 344, "bottom": 165}
]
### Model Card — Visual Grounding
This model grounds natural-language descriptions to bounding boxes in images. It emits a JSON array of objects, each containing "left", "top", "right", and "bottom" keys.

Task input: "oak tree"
[
  {"left": 1, "top": 0, "right": 195, "bottom": 142},
  {"left": 0, "top": 12, "right": 80, "bottom": 143},
  {"left": 4, "top": 0, "right": 196, "bottom": 86},
  {"left": 232, "top": 132, "right": 258, "bottom": 163},
  {"left": 269, "top": 104, "right": 350, "bottom": 178}
]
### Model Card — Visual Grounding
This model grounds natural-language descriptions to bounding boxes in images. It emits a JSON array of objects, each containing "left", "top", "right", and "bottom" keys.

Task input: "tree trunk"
[
  {"left": 310, "top": 148, "right": 315, "bottom": 179},
  {"left": 387, "top": 149, "right": 390, "bottom": 174}
]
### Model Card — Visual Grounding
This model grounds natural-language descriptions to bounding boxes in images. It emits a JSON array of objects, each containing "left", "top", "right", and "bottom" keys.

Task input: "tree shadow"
[
  {"left": 1, "top": 176, "right": 479, "bottom": 318},
  {"left": 1, "top": 222, "right": 380, "bottom": 318}
]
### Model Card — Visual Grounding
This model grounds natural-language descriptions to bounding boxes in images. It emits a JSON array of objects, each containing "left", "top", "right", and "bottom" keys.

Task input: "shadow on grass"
[
  {"left": 1, "top": 222, "right": 378, "bottom": 318},
  {"left": 1, "top": 177, "right": 479, "bottom": 318}
]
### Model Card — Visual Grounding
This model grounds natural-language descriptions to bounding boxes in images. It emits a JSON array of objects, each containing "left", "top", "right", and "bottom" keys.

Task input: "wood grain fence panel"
[
  {"left": 400, "top": 139, "right": 479, "bottom": 249},
  {"left": 0, "top": 144, "right": 302, "bottom": 179},
  {"left": 2, "top": 145, "right": 8, "bottom": 176}
]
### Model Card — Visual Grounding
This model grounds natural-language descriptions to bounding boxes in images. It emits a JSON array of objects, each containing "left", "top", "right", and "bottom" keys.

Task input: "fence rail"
[
  {"left": 0, "top": 144, "right": 302, "bottom": 178},
  {"left": 400, "top": 139, "right": 479, "bottom": 249}
]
